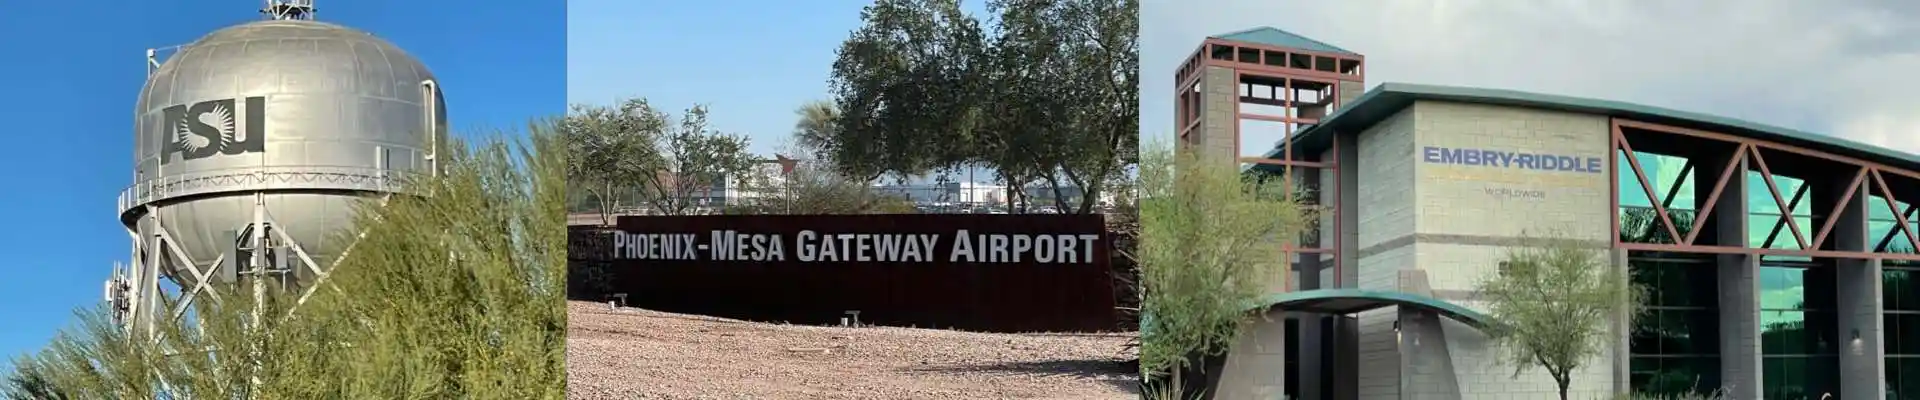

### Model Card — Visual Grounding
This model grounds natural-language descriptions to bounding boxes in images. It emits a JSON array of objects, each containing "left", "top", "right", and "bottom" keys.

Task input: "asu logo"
[{"left": 161, "top": 97, "right": 266, "bottom": 165}]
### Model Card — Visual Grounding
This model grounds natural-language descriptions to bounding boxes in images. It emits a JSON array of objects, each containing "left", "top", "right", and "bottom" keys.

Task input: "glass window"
[
  {"left": 1888, "top": 359, "right": 1899, "bottom": 400},
  {"left": 1629, "top": 253, "right": 1725, "bottom": 397},
  {"left": 1908, "top": 315, "right": 1920, "bottom": 356},
  {"left": 1759, "top": 267, "right": 1804, "bottom": 310},
  {"left": 1763, "top": 358, "right": 1803, "bottom": 400},
  {"left": 1899, "top": 358, "right": 1920, "bottom": 400},
  {"left": 1761, "top": 310, "right": 1807, "bottom": 355},
  {"left": 1630, "top": 356, "right": 1721, "bottom": 396},
  {"left": 1891, "top": 315, "right": 1905, "bottom": 356},
  {"left": 1759, "top": 264, "right": 1839, "bottom": 399},
  {"left": 1891, "top": 270, "right": 1920, "bottom": 312},
  {"left": 1891, "top": 313, "right": 1920, "bottom": 357},
  {"left": 1763, "top": 357, "right": 1836, "bottom": 400}
]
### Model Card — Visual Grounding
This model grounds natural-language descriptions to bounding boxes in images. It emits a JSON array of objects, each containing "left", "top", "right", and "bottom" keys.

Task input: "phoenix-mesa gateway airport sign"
[
  {"left": 578, "top": 213, "right": 1118, "bottom": 333},
  {"left": 611, "top": 230, "right": 1103, "bottom": 264}
]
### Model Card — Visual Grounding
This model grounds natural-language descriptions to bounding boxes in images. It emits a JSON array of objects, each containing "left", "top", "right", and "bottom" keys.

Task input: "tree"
[
  {"left": 825, "top": 0, "right": 985, "bottom": 183},
  {"left": 5, "top": 120, "right": 569, "bottom": 399},
  {"left": 566, "top": 99, "right": 759, "bottom": 217},
  {"left": 3, "top": 356, "right": 67, "bottom": 400},
  {"left": 565, "top": 99, "right": 665, "bottom": 225},
  {"left": 1476, "top": 237, "right": 1645, "bottom": 400},
  {"left": 791, "top": 99, "right": 840, "bottom": 162},
  {"left": 1137, "top": 142, "right": 1312, "bottom": 398},
  {"left": 822, "top": 0, "right": 1137, "bottom": 213},
  {"left": 634, "top": 104, "right": 760, "bottom": 216},
  {"left": 728, "top": 162, "right": 916, "bottom": 215},
  {"left": 727, "top": 106, "right": 918, "bottom": 216},
  {"left": 981, "top": 0, "right": 1137, "bottom": 214}
]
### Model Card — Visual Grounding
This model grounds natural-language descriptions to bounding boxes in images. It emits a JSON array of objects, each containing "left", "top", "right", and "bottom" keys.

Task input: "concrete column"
[
  {"left": 1196, "top": 67, "right": 1239, "bottom": 163},
  {"left": 1692, "top": 148, "right": 1760, "bottom": 398},
  {"left": 1335, "top": 315, "right": 1359, "bottom": 400},
  {"left": 1719, "top": 254, "right": 1763, "bottom": 399},
  {"left": 1612, "top": 248, "right": 1633, "bottom": 396},
  {"left": 1337, "top": 131, "right": 1360, "bottom": 288},
  {"left": 1694, "top": 150, "right": 1745, "bottom": 248},
  {"left": 1397, "top": 270, "right": 1460, "bottom": 399},
  {"left": 1335, "top": 131, "right": 1363, "bottom": 400},
  {"left": 1823, "top": 171, "right": 1884, "bottom": 398},
  {"left": 1299, "top": 314, "right": 1324, "bottom": 400},
  {"left": 1216, "top": 311, "right": 1289, "bottom": 399},
  {"left": 1838, "top": 257, "right": 1885, "bottom": 396}
]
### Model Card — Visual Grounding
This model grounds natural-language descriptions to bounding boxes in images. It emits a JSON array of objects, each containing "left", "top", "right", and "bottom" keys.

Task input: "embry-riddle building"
[{"left": 1179, "top": 27, "right": 1920, "bottom": 400}]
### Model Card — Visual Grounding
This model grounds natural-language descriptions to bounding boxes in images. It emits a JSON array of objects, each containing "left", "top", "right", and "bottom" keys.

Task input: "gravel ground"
[{"left": 566, "top": 301, "right": 1140, "bottom": 400}]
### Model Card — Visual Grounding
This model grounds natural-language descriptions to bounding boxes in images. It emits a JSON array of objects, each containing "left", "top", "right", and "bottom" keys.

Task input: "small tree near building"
[
  {"left": 1137, "top": 142, "right": 1311, "bottom": 399},
  {"left": 1475, "top": 236, "right": 1646, "bottom": 400}
]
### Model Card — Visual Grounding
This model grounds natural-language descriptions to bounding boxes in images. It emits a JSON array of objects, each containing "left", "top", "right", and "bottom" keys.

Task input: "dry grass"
[{"left": 566, "top": 301, "right": 1139, "bottom": 399}]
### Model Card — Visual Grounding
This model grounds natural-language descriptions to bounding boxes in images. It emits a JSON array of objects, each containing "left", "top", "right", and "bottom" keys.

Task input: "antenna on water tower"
[{"left": 261, "top": 0, "right": 316, "bottom": 21}]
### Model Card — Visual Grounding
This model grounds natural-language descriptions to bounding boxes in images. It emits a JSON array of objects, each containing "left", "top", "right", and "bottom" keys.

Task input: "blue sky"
[
  {"left": 567, "top": 0, "right": 990, "bottom": 172},
  {"left": 0, "top": 0, "right": 564, "bottom": 365}
]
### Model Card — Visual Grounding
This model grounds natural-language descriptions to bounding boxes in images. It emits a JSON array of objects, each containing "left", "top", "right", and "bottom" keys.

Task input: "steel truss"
[
  {"left": 107, "top": 192, "right": 355, "bottom": 341},
  {"left": 1611, "top": 118, "right": 1920, "bottom": 260}
]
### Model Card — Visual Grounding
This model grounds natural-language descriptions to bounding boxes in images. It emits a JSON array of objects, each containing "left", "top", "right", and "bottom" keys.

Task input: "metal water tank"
[{"left": 120, "top": 19, "right": 447, "bottom": 290}]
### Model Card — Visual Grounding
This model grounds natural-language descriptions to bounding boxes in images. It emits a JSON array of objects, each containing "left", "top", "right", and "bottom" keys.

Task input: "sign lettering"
[
  {"left": 609, "top": 229, "right": 1102, "bottom": 264},
  {"left": 161, "top": 96, "right": 266, "bottom": 165},
  {"left": 1422, "top": 146, "right": 1601, "bottom": 174}
]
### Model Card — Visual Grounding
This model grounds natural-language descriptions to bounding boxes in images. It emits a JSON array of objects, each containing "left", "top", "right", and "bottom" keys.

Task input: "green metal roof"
[
  {"left": 1261, "top": 82, "right": 1920, "bottom": 174},
  {"left": 1211, "top": 27, "right": 1357, "bottom": 55},
  {"left": 1141, "top": 288, "right": 1495, "bottom": 337},
  {"left": 1252, "top": 288, "right": 1494, "bottom": 329}
]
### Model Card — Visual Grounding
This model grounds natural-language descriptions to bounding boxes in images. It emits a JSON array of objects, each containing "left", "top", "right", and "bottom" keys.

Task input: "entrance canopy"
[{"left": 1251, "top": 288, "right": 1495, "bottom": 330}]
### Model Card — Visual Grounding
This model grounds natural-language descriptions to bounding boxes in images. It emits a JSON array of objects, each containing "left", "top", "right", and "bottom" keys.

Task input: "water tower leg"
[
  {"left": 290, "top": 193, "right": 390, "bottom": 309},
  {"left": 247, "top": 192, "right": 268, "bottom": 393},
  {"left": 168, "top": 251, "right": 226, "bottom": 321},
  {"left": 155, "top": 226, "right": 224, "bottom": 325},
  {"left": 250, "top": 193, "right": 267, "bottom": 322},
  {"left": 123, "top": 224, "right": 161, "bottom": 339},
  {"left": 140, "top": 219, "right": 168, "bottom": 340},
  {"left": 266, "top": 215, "right": 325, "bottom": 290}
]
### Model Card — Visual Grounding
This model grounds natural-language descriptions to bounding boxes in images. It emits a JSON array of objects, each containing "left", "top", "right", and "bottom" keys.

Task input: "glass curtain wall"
[
  {"left": 1886, "top": 263, "right": 1920, "bottom": 399},
  {"left": 1758, "top": 261, "right": 1838, "bottom": 399},
  {"left": 1617, "top": 138, "right": 1920, "bottom": 398},
  {"left": 1875, "top": 186, "right": 1920, "bottom": 398},
  {"left": 1629, "top": 254, "right": 1722, "bottom": 395}
]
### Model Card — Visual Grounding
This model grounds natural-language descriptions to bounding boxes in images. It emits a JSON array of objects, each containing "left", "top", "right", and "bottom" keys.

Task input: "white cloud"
[{"left": 1140, "top": 0, "right": 1920, "bottom": 154}]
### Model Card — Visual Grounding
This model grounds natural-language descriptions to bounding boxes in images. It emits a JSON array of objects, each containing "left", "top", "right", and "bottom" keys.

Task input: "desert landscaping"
[{"left": 565, "top": 301, "right": 1139, "bottom": 399}]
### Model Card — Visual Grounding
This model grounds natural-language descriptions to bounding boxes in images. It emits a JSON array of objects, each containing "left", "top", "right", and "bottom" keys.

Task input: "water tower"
[{"left": 104, "top": 0, "right": 448, "bottom": 337}]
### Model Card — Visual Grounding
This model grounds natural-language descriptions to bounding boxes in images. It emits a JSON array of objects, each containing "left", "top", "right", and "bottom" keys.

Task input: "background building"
[{"left": 1185, "top": 27, "right": 1920, "bottom": 399}]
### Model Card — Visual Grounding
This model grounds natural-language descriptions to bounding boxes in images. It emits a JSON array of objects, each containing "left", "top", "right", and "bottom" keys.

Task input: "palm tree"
[{"left": 792, "top": 99, "right": 839, "bottom": 159}]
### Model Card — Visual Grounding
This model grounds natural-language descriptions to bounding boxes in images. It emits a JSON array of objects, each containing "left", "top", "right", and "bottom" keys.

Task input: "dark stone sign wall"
[{"left": 568, "top": 214, "right": 1120, "bottom": 333}]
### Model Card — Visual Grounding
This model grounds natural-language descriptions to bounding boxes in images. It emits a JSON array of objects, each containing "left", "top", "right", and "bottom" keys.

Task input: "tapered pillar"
[
  {"left": 1695, "top": 149, "right": 1761, "bottom": 399},
  {"left": 1824, "top": 170, "right": 1884, "bottom": 398}
]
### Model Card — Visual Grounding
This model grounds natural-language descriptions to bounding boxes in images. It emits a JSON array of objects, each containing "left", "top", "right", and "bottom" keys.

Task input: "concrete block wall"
[
  {"left": 1194, "top": 66, "right": 1238, "bottom": 162},
  {"left": 1318, "top": 147, "right": 1340, "bottom": 288},
  {"left": 1217, "top": 309, "right": 1293, "bottom": 399},
  {"left": 1347, "top": 101, "right": 1620, "bottom": 399},
  {"left": 1354, "top": 108, "right": 1418, "bottom": 399},
  {"left": 1410, "top": 101, "right": 1611, "bottom": 239},
  {"left": 1411, "top": 101, "right": 1615, "bottom": 399},
  {"left": 1338, "top": 80, "right": 1365, "bottom": 114}
]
